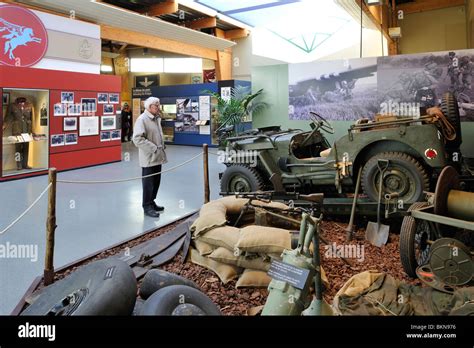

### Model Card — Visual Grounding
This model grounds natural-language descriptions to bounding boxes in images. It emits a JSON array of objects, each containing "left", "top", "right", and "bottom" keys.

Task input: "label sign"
[
  {"left": 0, "top": 5, "right": 48, "bottom": 67},
  {"left": 267, "top": 260, "right": 311, "bottom": 290},
  {"left": 132, "top": 88, "right": 153, "bottom": 98}
]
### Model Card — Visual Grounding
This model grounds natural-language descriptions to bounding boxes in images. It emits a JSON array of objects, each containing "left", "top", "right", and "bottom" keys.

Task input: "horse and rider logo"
[{"left": 0, "top": 5, "right": 48, "bottom": 67}]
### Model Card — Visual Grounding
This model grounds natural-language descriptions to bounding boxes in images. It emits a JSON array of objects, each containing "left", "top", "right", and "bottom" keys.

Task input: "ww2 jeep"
[{"left": 220, "top": 93, "right": 468, "bottom": 204}]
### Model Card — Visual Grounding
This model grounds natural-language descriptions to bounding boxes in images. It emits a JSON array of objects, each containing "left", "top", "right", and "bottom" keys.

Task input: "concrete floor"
[{"left": 0, "top": 143, "right": 225, "bottom": 315}]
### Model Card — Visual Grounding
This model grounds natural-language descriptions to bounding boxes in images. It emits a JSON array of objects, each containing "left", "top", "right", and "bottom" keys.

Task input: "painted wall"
[
  {"left": 252, "top": 64, "right": 474, "bottom": 157},
  {"left": 468, "top": 0, "right": 474, "bottom": 48},
  {"left": 399, "top": 6, "right": 467, "bottom": 54}
]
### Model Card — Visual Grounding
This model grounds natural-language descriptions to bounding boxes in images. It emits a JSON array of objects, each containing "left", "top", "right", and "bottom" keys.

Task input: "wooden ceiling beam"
[
  {"left": 225, "top": 28, "right": 250, "bottom": 40},
  {"left": 101, "top": 24, "right": 217, "bottom": 60},
  {"left": 214, "top": 28, "right": 226, "bottom": 39},
  {"left": 146, "top": 0, "right": 178, "bottom": 17},
  {"left": 185, "top": 17, "right": 217, "bottom": 30},
  {"left": 355, "top": 0, "right": 394, "bottom": 51},
  {"left": 397, "top": 0, "right": 465, "bottom": 14}
]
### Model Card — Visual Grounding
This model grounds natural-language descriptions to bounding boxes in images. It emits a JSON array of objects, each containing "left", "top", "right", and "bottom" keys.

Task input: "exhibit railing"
[{"left": 0, "top": 145, "right": 211, "bottom": 285}]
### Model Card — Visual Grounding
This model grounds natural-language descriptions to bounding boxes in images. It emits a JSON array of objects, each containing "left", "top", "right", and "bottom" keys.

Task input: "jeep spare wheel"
[{"left": 440, "top": 92, "right": 462, "bottom": 148}]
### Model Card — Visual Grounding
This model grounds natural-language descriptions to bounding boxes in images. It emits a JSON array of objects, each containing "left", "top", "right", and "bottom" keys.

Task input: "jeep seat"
[{"left": 320, "top": 148, "right": 331, "bottom": 157}]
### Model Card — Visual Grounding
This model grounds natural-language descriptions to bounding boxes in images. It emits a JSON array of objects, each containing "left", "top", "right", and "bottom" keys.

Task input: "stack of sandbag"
[{"left": 188, "top": 196, "right": 292, "bottom": 288}]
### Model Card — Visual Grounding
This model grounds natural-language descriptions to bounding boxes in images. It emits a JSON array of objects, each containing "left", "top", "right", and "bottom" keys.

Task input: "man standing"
[
  {"left": 121, "top": 103, "right": 132, "bottom": 142},
  {"left": 133, "top": 97, "right": 167, "bottom": 218}
]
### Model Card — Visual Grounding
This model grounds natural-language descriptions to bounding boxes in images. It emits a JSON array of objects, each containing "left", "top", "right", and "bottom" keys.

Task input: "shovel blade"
[{"left": 365, "top": 222, "right": 390, "bottom": 247}]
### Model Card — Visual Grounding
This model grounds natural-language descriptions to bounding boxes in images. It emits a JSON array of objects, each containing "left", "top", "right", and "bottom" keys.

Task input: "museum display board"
[
  {"left": 0, "top": 65, "right": 121, "bottom": 181},
  {"left": 138, "top": 80, "right": 251, "bottom": 147}
]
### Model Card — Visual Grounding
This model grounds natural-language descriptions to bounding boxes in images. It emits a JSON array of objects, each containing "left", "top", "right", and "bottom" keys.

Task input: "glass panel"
[{"left": 2, "top": 88, "right": 49, "bottom": 177}]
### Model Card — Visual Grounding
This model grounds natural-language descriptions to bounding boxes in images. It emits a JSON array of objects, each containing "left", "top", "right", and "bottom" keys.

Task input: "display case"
[
  {"left": 161, "top": 104, "right": 176, "bottom": 143},
  {"left": 0, "top": 65, "right": 122, "bottom": 181},
  {"left": 2, "top": 88, "right": 49, "bottom": 177}
]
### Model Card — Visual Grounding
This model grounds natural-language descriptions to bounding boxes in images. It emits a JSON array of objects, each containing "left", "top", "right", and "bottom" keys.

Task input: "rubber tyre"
[
  {"left": 400, "top": 202, "right": 432, "bottom": 278},
  {"left": 440, "top": 92, "right": 462, "bottom": 148},
  {"left": 361, "top": 152, "right": 429, "bottom": 204},
  {"left": 140, "top": 285, "right": 221, "bottom": 316},
  {"left": 172, "top": 304, "right": 207, "bottom": 316},
  {"left": 139, "top": 269, "right": 199, "bottom": 300},
  {"left": 220, "top": 164, "right": 265, "bottom": 193},
  {"left": 21, "top": 258, "right": 137, "bottom": 316}
]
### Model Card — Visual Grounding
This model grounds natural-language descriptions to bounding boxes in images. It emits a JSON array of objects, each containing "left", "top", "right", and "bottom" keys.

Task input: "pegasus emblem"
[{"left": 0, "top": 17, "right": 42, "bottom": 60}]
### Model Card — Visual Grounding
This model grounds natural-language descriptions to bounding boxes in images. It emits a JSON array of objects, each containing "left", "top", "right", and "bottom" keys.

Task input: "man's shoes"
[
  {"left": 153, "top": 202, "right": 165, "bottom": 211},
  {"left": 144, "top": 208, "right": 160, "bottom": 218}
]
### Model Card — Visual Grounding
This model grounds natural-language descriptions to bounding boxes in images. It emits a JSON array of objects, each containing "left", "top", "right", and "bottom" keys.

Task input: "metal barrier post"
[
  {"left": 203, "top": 144, "right": 210, "bottom": 203},
  {"left": 44, "top": 168, "right": 57, "bottom": 286}
]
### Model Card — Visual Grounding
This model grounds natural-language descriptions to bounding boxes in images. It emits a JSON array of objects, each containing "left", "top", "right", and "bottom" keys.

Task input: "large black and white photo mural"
[
  {"left": 378, "top": 49, "right": 474, "bottom": 120},
  {"left": 289, "top": 57, "right": 378, "bottom": 121},
  {"left": 288, "top": 49, "right": 474, "bottom": 121}
]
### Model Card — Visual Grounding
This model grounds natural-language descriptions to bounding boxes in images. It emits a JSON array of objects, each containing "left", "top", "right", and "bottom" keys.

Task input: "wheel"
[
  {"left": 140, "top": 285, "right": 221, "bottom": 316},
  {"left": 220, "top": 164, "right": 265, "bottom": 193},
  {"left": 21, "top": 258, "right": 137, "bottom": 316},
  {"left": 400, "top": 202, "right": 434, "bottom": 278},
  {"left": 361, "top": 152, "right": 429, "bottom": 204},
  {"left": 139, "top": 269, "right": 199, "bottom": 300},
  {"left": 441, "top": 92, "right": 462, "bottom": 147}
]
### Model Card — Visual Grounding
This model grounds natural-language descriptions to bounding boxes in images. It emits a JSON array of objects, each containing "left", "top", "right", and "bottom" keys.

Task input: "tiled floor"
[{"left": 0, "top": 143, "right": 225, "bottom": 314}]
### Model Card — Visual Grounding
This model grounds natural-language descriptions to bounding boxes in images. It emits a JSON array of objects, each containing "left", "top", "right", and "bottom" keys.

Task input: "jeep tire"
[
  {"left": 361, "top": 152, "right": 429, "bottom": 204},
  {"left": 220, "top": 164, "right": 265, "bottom": 193},
  {"left": 441, "top": 92, "right": 462, "bottom": 148}
]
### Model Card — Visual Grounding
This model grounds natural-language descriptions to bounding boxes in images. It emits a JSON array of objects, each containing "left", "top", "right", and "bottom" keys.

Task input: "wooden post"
[
  {"left": 44, "top": 168, "right": 57, "bottom": 286},
  {"left": 203, "top": 144, "right": 210, "bottom": 203}
]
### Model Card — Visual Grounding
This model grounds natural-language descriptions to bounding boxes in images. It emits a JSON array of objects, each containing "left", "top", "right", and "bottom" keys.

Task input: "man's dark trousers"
[{"left": 142, "top": 165, "right": 162, "bottom": 209}]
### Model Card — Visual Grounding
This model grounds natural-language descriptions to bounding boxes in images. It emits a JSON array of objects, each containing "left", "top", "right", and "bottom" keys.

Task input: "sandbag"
[
  {"left": 191, "top": 201, "right": 227, "bottom": 237},
  {"left": 217, "top": 196, "right": 289, "bottom": 215},
  {"left": 193, "top": 239, "right": 216, "bottom": 256},
  {"left": 236, "top": 225, "right": 291, "bottom": 254},
  {"left": 208, "top": 247, "right": 271, "bottom": 272},
  {"left": 236, "top": 269, "right": 272, "bottom": 288},
  {"left": 217, "top": 196, "right": 250, "bottom": 215},
  {"left": 189, "top": 248, "right": 241, "bottom": 284},
  {"left": 198, "top": 226, "right": 240, "bottom": 250}
]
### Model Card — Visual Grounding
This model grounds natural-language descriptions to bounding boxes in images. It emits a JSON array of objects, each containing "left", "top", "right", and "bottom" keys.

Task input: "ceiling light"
[
  {"left": 130, "top": 58, "right": 164, "bottom": 73},
  {"left": 365, "top": 0, "right": 383, "bottom": 6},
  {"left": 164, "top": 58, "right": 202, "bottom": 73},
  {"left": 100, "top": 65, "right": 113, "bottom": 72}
]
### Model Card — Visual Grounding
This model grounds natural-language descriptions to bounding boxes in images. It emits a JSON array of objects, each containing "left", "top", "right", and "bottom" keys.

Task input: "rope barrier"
[
  {"left": 0, "top": 183, "right": 52, "bottom": 236},
  {"left": 57, "top": 152, "right": 203, "bottom": 184}
]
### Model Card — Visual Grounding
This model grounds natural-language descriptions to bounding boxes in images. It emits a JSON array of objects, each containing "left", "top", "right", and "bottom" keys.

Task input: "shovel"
[{"left": 366, "top": 159, "right": 390, "bottom": 247}]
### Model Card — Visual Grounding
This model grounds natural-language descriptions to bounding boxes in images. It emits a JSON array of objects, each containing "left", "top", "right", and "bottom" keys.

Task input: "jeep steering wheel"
[{"left": 310, "top": 112, "right": 334, "bottom": 134}]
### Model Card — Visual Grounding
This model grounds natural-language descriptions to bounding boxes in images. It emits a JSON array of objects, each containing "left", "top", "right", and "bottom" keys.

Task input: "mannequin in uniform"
[
  {"left": 40, "top": 103, "right": 48, "bottom": 126},
  {"left": 3, "top": 97, "right": 33, "bottom": 170}
]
